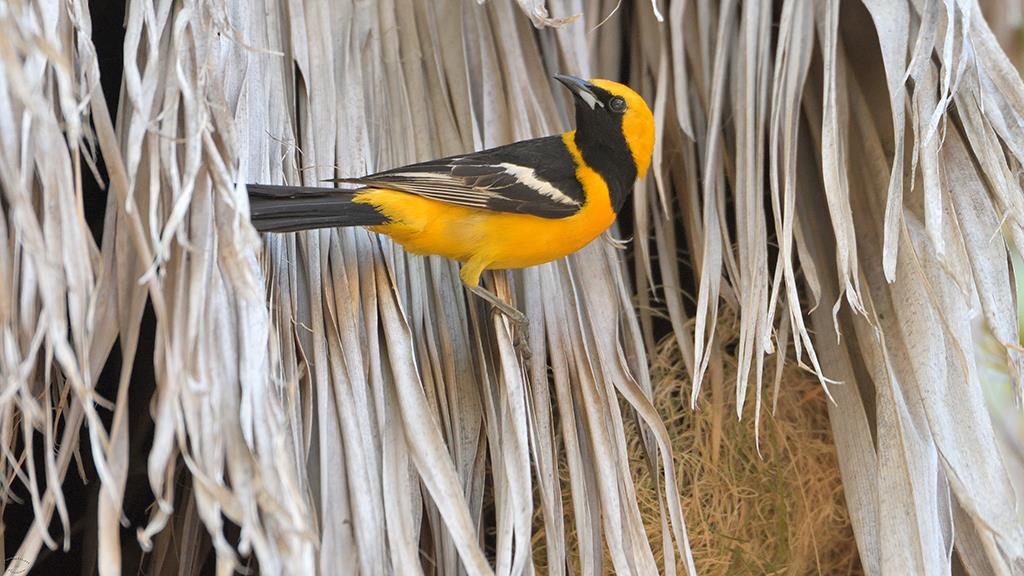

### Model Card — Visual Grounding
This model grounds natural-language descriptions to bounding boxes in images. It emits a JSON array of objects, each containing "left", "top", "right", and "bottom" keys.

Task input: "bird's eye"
[{"left": 609, "top": 96, "right": 627, "bottom": 113}]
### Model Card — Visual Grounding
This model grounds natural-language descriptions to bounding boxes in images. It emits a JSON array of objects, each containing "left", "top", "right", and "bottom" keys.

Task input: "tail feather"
[{"left": 247, "top": 184, "right": 388, "bottom": 233}]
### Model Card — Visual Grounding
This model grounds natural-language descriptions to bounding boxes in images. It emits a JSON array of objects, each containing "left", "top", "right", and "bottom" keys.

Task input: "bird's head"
[{"left": 555, "top": 74, "right": 655, "bottom": 201}]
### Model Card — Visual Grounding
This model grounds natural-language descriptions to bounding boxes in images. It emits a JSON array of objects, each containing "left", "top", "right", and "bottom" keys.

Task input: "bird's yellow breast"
[{"left": 354, "top": 133, "right": 616, "bottom": 287}]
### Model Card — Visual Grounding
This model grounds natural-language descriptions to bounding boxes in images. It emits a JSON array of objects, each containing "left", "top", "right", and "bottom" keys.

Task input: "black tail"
[{"left": 246, "top": 184, "right": 388, "bottom": 233}]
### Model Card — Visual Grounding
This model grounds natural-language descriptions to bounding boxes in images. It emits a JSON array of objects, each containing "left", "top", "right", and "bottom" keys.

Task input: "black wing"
[{"left": 334, "top": 136, "right": 586, "bottom": 219}]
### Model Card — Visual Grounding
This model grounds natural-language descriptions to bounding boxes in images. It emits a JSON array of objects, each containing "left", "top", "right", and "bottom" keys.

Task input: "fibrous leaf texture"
[{"left": 2, "top": 0, "right": 1023, "bottom": 574}]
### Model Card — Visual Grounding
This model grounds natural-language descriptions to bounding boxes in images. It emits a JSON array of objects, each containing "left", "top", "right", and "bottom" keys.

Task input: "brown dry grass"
[{"left": 534, "top": 310, "right": 862, "bottom": 575}]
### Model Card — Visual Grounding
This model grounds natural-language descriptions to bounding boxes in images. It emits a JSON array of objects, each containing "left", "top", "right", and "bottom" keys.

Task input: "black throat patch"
[{"left": 572, "top": 101, "right": 637, "bottom": 214}]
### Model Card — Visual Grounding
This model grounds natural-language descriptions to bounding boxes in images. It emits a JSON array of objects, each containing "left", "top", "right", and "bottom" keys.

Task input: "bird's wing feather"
[{"left": 337, "top": 136, "right": 586, "bottom": 218}]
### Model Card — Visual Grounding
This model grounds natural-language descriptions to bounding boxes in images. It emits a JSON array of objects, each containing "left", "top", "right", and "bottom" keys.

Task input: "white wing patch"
[
  {"left": 361, "top": 155, "right": 583, "bottom": 216},
  {"left": 497, "top": 163, "right": 581, "bottom": 206}
]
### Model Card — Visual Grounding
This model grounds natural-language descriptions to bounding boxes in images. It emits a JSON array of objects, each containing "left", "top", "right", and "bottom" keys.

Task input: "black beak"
[{"left": 554, "top": 74, "right": 602, "bottom": 109}]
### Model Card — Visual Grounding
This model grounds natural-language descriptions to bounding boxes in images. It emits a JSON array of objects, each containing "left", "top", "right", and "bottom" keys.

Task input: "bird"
[{"left": 247, "top": 74, "right": 654, "bottom": 341}]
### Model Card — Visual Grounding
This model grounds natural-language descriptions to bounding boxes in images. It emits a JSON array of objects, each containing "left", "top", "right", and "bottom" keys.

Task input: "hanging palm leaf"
[
  {"left": 629, "top": 1, "right": 1024, "bottom": 573},
  {"left": 3, "top": 0, "right": 1024, "bottom": 574}
]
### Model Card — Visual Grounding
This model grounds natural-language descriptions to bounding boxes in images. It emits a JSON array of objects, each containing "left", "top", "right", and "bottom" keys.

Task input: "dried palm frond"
[
  {"left": 4, "top": 0, "right": 1024, "bottom": 574},
  {"left": 3, "top": 1, "right": 690, "bottom": 574},
  {"left": 535, "top": 314, "right": 861, "bottom": 574},
  {"left": 631, "top": 0, "right": 1024, "bottom": 572}
]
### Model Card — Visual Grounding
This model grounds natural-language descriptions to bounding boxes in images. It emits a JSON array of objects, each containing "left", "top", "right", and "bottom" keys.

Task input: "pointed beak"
[{"left": 554, "top": 74, "right": 603, "bottom": 109}]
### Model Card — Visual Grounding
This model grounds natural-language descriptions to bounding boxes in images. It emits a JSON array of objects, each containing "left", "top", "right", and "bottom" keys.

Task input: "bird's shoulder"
[{"left": 341, "top": 136, "right": 586, "bottom": 218}]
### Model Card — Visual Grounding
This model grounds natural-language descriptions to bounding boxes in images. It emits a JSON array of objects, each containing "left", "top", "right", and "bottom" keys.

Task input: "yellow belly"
[{"left": 352, "top": 166, "right": 616, "bottom": 287}]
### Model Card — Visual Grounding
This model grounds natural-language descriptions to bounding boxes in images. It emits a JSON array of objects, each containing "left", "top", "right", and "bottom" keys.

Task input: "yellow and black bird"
[{"left": 247, "top": 74, "right": 654, "bottom": 325}]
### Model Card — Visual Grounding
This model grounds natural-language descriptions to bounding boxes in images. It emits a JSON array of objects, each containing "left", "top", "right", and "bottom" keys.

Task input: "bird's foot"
[
  {"left": 505, "top": 314, "right": 531, "bottom": 359},
  {"left": 469, "top": 285, "right": 532, "bottom": 358}
]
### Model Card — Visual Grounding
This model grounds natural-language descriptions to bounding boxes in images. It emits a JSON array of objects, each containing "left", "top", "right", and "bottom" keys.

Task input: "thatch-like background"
[{"left": 3, "top": 0, "right": 1024, "bottom": 574}]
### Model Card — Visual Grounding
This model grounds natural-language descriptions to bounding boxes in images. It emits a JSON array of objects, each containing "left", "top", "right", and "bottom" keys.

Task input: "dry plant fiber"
[
  {"left": 533, "top": 311, "right": 861, "bottom": 575},
  {"left": 5, "top": 0, "right": 1024, "bottom": 574}
]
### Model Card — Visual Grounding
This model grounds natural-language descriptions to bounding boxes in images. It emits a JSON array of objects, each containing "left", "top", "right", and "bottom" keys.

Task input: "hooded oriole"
[{"left": 247, "top": 75, "right": 654, "bottom": 327}]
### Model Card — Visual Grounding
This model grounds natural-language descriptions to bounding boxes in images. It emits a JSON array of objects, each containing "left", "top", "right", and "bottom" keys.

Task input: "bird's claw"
[
  {"left": 469, "top": 284, "right": 532, "bottom": 358},
  {"left": 490, "top": 307, "right": 531, "bottom": 358},
  {"left": 513, "top": 320, "right": 532, "bottom": 359}
]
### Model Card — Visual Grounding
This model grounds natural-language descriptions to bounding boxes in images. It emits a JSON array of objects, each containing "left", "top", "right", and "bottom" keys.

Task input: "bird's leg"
[
  {"left": 469, "top": 284, "right": 525, "bottom": 322},
  {"left": 468, "top": 284, "right": 531, "bottom": 357},
  {"left": 462, "top": 261, "right": 531, "bottom": 356}
]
